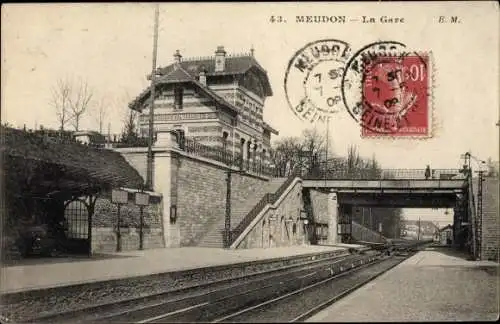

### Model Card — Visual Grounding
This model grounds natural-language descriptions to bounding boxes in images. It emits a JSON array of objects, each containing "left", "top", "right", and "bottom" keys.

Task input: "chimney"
[
  {"left": 199, "top": 68, "right": 207, "bottom": 86},
  {"left": 215, "top": 46, "right": 226, "bottom": 72},
  {"left": 173, "top": 50, "right": 182, "bottom": 69}
]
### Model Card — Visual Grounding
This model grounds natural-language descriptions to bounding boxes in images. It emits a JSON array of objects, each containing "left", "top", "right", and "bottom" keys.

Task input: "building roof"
[
  {"left": 73, "top": 130, "right": 106, "bottom": 143},
  {"left": 130, "top": 51, "right": 273, "bottom": 111},
  {"left": 263, "top": 122, "right": 279, "bottom": 135},
  {"left": 129, "top": 66, "right": 240, "bottom": 117},
  {"left": 2, "top": 127, "right": 144, "bottom": 195},
  {"left": 159, "top": 66, "right": 194, "bottom": 83},
  {"left": 156, "top": 54, "right": 269, "bottom": 83}
]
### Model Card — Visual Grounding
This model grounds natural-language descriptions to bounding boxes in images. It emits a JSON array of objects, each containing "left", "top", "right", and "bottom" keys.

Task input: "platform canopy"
[{"left": 2, "top": 127, "right": 144, "bottom": 199}]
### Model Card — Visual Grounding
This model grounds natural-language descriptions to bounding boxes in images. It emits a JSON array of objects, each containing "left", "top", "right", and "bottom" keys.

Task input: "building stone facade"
[{"left": 129, "top": 46, "right": 278, "bottom": 167}]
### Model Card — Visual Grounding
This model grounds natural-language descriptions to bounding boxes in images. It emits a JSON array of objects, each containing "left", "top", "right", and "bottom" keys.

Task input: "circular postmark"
[
  {"left": 341, "top": 41, "right": 430, "bottom": 136},
  {"left": 284, "top": 39, "right": 352, "bottom": 124}
]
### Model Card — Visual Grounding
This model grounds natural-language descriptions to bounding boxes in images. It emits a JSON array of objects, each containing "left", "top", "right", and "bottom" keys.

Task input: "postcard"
[{"left": 1, "top": 2, "right": 498, "bottom": 323}]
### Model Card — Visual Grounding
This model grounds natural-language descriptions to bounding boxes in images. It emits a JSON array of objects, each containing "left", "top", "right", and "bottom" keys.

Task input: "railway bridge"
[{"left": 301, "top": 169, "right": 482, "bottom": 259}]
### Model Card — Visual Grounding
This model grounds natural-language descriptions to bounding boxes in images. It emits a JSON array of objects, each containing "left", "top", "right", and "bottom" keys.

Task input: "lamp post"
[
  {"left": 112, "top": 189, "right": 129, "bottom": 252},
  {"left": 135, "top": 191, "right": 150, "bottom": 250},
  {"left": 299, "top": 210, "right": 309, "bottom": 244},
  {"left": 460, "top": 151, "right": 486, "bottom": 259}
]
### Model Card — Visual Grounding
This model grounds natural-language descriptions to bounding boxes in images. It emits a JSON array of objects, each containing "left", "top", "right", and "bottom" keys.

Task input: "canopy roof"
[{"left": 2, "top": 127, "right": 144, "bottom": 197}]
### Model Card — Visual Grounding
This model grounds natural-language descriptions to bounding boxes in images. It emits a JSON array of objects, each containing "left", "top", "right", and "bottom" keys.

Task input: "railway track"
[
  {"left": 30, "top": 250, "right": 371, "bottom": 323},
  {"left": 31, "top": 240, "right": 430, "bottom": 323}
]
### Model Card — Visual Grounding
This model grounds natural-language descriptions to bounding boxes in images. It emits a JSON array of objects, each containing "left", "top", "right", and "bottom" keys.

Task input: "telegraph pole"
[
  {"left": 146, "top": 4, "right": 160, "bottom": 190},
  {"left": 324, "top": 117, "right": 330, "bottom": 185},
  {"left": 417, "top": 217, "right": 421, "bottom": 241}
]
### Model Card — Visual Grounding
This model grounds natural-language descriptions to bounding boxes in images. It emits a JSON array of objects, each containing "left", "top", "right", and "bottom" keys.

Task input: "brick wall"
[
  {"left": 92, "top": 227, "right": 164, "bottom": 253},
  {"left": 237, "top": 181, "right": 305, "bottom": 248},
  {"left": 91, "top": 195, "right": 164, "bottom": 254},
  {"left": 479, "top": 177, "right": 499, "bottom": 261},
  {"left": 174, "top": 154, "right": 269, "bottom": 246}
]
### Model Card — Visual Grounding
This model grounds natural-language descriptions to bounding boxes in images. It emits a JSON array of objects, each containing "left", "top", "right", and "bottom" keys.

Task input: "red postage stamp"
[{"left": 360, "top": 53, "right": 430, "bottom": 137}]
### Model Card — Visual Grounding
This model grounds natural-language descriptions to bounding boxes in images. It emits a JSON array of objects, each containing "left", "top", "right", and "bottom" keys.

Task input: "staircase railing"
[{"left": 230, "top": 169, "right": 301, "bottom": 246}]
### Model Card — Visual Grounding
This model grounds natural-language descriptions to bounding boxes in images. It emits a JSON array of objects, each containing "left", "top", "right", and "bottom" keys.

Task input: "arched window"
[
  {"left": 222, "top": 131, "right": 228, "bottom": 149},
  {"left": 239, "top": 138, "right": 246, "bottom": 169},
  {"left": 247, "top": 141, "right": 252, "bottom": 169},
  {"left": 64, "top": 200, "right": 89, "bottom": 239},
  {"left": 174, "top": 129, "right": 185, "bottom": 149},
  {"left": 292, "top": 223, "right": 297, "bottom": 235}
]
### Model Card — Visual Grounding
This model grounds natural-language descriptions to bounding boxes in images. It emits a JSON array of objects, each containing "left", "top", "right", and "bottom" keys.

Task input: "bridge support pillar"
[
  {"left": 453, "top": 194, "right": 468, "bottom": 252},
  {"left": 338, "top": 204, "right": 352, "bottom": 243},
  {"left": 327, "top": 191, "right": 339, "bottom": 244}
]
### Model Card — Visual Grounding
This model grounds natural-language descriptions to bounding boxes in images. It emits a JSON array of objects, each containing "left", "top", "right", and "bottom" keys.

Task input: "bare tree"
[
  {"left": 50, "top": 78, "right": 72, "bottom": 131},
  {"left": 270, "top": 127, "right": 332, "bottom": 176},
  {"left": 121, "top": 109, "right": 139, "bottom": 142},
  {"left": 69, "top": 78, "right": 93, "bottom": 131},
  {"left": 347, "top": 145, "right": 363, "bottom": 175},
  {"left": 270, "top": 136, "right": 303, "bottom": 176},
  {"left": 486, "top": 157, "right": 499, "bottom": 177}
]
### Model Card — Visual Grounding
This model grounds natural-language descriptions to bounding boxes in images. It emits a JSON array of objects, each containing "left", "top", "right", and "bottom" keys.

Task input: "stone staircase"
[{"left": 197, "top": 178, "right": 287, "bottom": 247}]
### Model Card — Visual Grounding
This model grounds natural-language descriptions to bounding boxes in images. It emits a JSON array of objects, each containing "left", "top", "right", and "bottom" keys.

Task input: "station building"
[{"left": 128, "top": 46, "right": 279, "bottom": 167}]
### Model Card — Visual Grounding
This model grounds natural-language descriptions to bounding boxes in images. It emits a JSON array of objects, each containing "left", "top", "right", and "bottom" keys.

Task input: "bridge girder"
[{"left": 337, "top": 192, "right": 458, "bottom": 208}]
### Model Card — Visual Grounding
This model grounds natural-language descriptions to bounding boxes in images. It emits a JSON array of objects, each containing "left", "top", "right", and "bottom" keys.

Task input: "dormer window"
[{"left": 174, "top": 87, "right": 183, "bottom": 110}]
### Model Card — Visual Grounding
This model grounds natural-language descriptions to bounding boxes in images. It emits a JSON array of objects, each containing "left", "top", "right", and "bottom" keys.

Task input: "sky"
[{"left": 2, "top": 2, "right": 498, "bottom": 223}]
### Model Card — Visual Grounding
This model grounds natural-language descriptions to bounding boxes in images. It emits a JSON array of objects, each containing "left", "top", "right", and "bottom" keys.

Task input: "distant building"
[
  {"left": 72, "top": 131, "right": 106, "bottom": 147},
  {"left": 439, "top": 224, "right": 453, "bottom": 245},
  {"left": 128, "top": 46, "right": 278, "bottom": 165}
]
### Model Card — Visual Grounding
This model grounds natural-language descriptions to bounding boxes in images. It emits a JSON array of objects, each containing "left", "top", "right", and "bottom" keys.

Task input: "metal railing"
[
  {"left": 181, "top": 137, "right": 276, "bottom": 177},
  {"left": 304, "top": 169, "right": 463, "bottom": 180},
  {"left": 230, "top": 169, "right": 301, "bottom": 246},
  {"left": 184, "top": 137, "right": 232, "bottom": 165}
]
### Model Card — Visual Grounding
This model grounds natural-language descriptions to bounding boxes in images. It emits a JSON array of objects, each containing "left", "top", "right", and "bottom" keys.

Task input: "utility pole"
[
  {"left": 146, "top": 4, "right": 160, "bottom": 190},
  {"left": 107, "top": 122, "right": 111, "bottom": 146},
  {"left": 324, "top": 116, "right": 330, "bottom": 186},
  {"left": 417, "top": 217, "right": 421, "bottom": 241}
]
